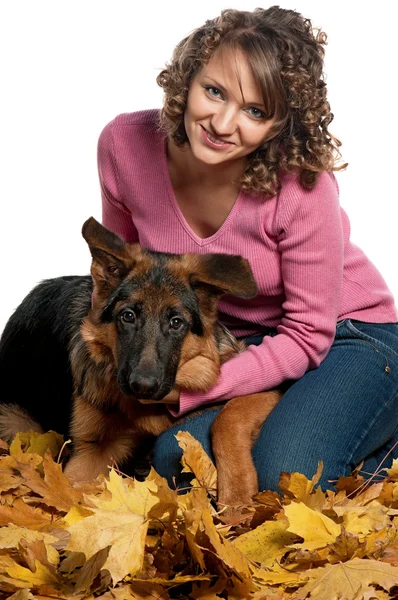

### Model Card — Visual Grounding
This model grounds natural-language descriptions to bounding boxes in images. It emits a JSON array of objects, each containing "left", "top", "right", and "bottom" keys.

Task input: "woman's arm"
[{"left": 98, "top": 120, "right": 139, "bottom": 243}]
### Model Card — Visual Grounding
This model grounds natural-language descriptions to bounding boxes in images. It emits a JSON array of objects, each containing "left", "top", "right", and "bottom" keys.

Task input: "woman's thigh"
[{"left": 152, "top": 320, "right": 398, "bottom": 492}]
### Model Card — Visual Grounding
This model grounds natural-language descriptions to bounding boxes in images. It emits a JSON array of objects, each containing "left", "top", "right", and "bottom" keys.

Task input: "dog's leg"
[
  {"left": 64, "top": 397, "right": 135, "bottom": 482},
  {"left": 211, "top": 390, "right": 282, "bottom": 508}
]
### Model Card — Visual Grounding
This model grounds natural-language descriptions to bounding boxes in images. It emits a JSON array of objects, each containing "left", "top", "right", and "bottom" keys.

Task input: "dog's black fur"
[{"left": 0, "top": 276, "right": 92, "bottom": 435}]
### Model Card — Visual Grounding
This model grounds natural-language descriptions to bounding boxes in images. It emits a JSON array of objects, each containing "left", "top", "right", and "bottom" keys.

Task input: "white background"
[{"left": 1, "top": 1, "right": 397, "bottom": 333}]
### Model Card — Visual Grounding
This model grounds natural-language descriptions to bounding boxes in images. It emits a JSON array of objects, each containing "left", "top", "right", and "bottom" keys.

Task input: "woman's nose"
[{"left": 210, "top": 104, "right": 238, "bottom": 137}]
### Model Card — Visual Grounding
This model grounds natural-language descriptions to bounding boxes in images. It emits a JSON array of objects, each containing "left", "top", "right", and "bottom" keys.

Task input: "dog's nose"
[{"left": 129, "top": 375, "right": 160, "bottom": 397}]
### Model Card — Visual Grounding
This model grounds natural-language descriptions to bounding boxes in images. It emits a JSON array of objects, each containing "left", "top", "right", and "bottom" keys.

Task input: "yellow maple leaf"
[
  {"left": 384, "top": 458, "right": 398, "bottom": 481},
  {"left": 10, "top": 431, "right": 64, "bottom": 460},
  {"left": 334, "top": 500, "right": 391, "bottom": 536},
  {"left": 66, "top": 468, "right": 159, "bottom": 583},
  {"left": 232, "top": 517, "right": 296, "bottom": 567},
  {"left": 279, "top": 462, "right": 323, "bottom": 502},
  {"left": 175, "top": 431, "right": 217, "bottom": 493},
  {"left": 64, "top": 504, "right": 94, "bottom": 527},
  {"left": 285, "top": 501, "right": 341, "bottom": 551},
  {"left": 294, "top": 558, "right": 398, "bottom": 600}
]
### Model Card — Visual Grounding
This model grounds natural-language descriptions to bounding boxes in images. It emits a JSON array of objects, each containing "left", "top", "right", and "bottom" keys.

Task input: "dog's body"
[{"left": 0, "top": 219, "right": 281, "bottom": 506}]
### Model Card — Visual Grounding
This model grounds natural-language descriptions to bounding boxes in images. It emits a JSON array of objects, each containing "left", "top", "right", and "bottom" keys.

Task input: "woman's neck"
[{"left": 167, "top": 138, "right": 246, "bottom": 189}]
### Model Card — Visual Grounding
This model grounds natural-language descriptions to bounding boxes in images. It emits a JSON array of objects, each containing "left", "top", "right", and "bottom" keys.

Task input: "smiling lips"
[{"left": 200, "top": 126, "right": 233, "bottom": 150}]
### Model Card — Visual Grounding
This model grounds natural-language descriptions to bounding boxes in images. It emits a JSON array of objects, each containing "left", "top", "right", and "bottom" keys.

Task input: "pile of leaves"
[{"left": 0, "top": 431, "right": 398, "bottom": 599}]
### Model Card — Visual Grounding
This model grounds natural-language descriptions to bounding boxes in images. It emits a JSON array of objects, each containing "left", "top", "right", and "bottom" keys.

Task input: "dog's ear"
[
  {"left": 189, "top": 254, "right": 258, "bottom": 299},
  {"left": 82, "top": 217, "right": 136, "bottom": 293}
]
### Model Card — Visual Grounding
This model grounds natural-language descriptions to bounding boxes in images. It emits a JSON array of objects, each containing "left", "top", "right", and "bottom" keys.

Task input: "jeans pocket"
[{"left": 345, "top": 319, "right": 398, "bottom": 362}]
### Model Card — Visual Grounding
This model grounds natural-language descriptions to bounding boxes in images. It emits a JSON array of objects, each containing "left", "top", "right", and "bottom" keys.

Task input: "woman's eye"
[
  {"left": 121, "top": 310, "right": 136, "bottom": 324},
  {"left": 169, "top": 317, "right": 184, "bottom": 330},
  {"left": 247, "top": 107, "right": 266, "bottom": 119},
  {"left": 206, "top": 86, "right": 222, "bottom": 99}
]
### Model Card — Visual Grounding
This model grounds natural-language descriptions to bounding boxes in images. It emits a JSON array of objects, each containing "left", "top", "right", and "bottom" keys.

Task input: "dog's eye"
[
  {"left": 121, "top": 310, "right": 136, "bottom": 323},
  {"left": 169, "top": 317, "right": 184, "bottom": 330}
]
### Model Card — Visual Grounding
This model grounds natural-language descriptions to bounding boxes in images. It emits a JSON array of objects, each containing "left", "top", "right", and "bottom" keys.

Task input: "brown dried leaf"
[
  {"left": 0, "top": 467, "right": 23, "bottom": 494},
  {"left": 0, "top": 498, "right": 60, "bottom": 530},
  {"left": 14, "top": 451, "right": 82, "bottom": 513},
  {"left": 175, "top": 431, "right": 217, "bottom": 493},
  {"left": 327, "top": 527, "right": 366, "bottom": 562},
  {"left": 71, "top": 545, "right": 111, "bottom": 594}
]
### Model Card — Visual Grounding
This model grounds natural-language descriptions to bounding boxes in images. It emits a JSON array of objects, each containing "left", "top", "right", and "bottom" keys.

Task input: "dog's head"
[{"left": 80, "top": 217, "right": 257, "bottom": 400}]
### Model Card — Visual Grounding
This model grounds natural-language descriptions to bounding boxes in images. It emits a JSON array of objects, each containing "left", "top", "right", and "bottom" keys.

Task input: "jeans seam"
[
  {"left": 345, "top": 319, "right": 398, "bottom": 361},
  {"left": 347, "top": 390, "right": 398, "bottom": 470}
]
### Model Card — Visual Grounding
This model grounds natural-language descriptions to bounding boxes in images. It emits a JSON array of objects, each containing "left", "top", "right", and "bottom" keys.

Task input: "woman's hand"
[{"left": 138, "top": 386, "right": 180, "bottom": 404}]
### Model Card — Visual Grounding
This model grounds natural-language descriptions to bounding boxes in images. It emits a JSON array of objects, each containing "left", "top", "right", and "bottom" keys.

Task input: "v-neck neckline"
[{"left": 160, "top": 138, "right": 244, "bottom": 247}]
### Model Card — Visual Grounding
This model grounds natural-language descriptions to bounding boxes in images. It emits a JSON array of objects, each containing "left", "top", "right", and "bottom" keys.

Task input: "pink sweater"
[{"left": 98, "top": 110, "right": 398, "bottom": 416}]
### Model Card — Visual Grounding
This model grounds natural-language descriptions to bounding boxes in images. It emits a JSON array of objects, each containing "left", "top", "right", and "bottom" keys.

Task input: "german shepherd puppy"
[{"left": 0, "top": 218, "right": 281, "bottom": 506}]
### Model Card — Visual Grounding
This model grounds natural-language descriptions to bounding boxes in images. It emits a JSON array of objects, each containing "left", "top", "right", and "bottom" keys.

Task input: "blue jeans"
[{"left": 152, "top": 320, "right": 398, "bottom": 492}]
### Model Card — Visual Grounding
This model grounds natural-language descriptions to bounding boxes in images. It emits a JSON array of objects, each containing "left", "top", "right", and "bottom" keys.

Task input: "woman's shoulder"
[
  {"left": 279, "top": 170, "right": 339, "bottom": 197},
  {"left": 110, "top": 109, "right": 161, "bottom": 129},
  {"left": 274, "top": 170, "right": 340, "bottom": 231},
  {"left": 99, "top": 109, "right": 162, "bottom": 144}
]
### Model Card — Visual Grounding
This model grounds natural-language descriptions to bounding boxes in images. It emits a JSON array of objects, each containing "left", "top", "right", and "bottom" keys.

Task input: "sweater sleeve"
[
  {"left": 97, "top": 120, "right": 139, "bottom": 243},
  {"left": 169, "top": 172, "right": 344, "bottom": 417}
]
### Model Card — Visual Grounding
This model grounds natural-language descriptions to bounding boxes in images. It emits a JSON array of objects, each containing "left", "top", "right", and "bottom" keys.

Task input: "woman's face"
[{"left": 184, "top": 47, "right": 276, "bottom": 167}]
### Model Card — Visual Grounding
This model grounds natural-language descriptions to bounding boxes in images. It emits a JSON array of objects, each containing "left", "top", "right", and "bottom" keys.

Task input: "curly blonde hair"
[{"left": 156, "top": 6, "right": 347, "bottom": 196}]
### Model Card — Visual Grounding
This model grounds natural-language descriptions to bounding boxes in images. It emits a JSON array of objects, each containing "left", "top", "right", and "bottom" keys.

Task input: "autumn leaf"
[
  {"left": 71, "top": 545, "right": 111, "bottom": 594},
  {"left": 66, "top": 469, "right": 157, "bottom": 583},
  {"left": 0, "top": 468, "right": 23, "bottom": 494},
  {"left": 294, "top": 558, "right": 398, "bottom": 600},
  {"left": 185, "top": 487, "right": 254, "bottom": 582},
  {"left": 15, "top": 450, "right": 82, "bottom": 512},
  {"left": 175, "top": 430, "right": 217, "bottom": 493},
  {"left": 0, "top": 498, "right": 60, "bottom": 531},
  {"left": 0, "top": 524, "right": 60, "bottom": 565},
  {"left": 10, "top": 431, "right": 64, "bottom": 460},
  {"left": 1, "top": 428, "right": 398, "bottom": 599},
  {"left": 327, "top": 527, "right": 366, "bottom": 562},
  {"left": 285, "top": 501, "right": 341, "bottom": 550},
  {"left": 384, "top": 458, "right": 398, "bottom": 480},
  {"left": 0, "top": 558, "right": 59, "bottom": 589},
  {"left": 233, "top": 517, "right": 296, "bottom": 567},
  {"left": 334, "top": 500, "right": 391, "bottom": 536},
  {"left": 6, "top": 591, "right": 36, "bottom": 600}
]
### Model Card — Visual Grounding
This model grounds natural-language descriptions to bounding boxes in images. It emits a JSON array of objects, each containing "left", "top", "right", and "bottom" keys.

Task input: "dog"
[{"left": 0, "top": 218, "right": 281, "bottom": 506}]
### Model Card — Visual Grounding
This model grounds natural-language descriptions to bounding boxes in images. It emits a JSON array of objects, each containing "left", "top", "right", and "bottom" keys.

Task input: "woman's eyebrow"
[{"left": 202, "top": 76, "right": 227, "bottom": 92}]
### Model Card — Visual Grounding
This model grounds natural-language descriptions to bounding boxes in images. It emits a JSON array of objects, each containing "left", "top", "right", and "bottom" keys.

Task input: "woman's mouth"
[{"left": 200, "top": 126, "right": 233, "bottom": 150}]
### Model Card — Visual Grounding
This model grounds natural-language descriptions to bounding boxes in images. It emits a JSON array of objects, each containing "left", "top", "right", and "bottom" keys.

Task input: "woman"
[{"left": 98, "top": 7, "right": 398, "bottom": 492}]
